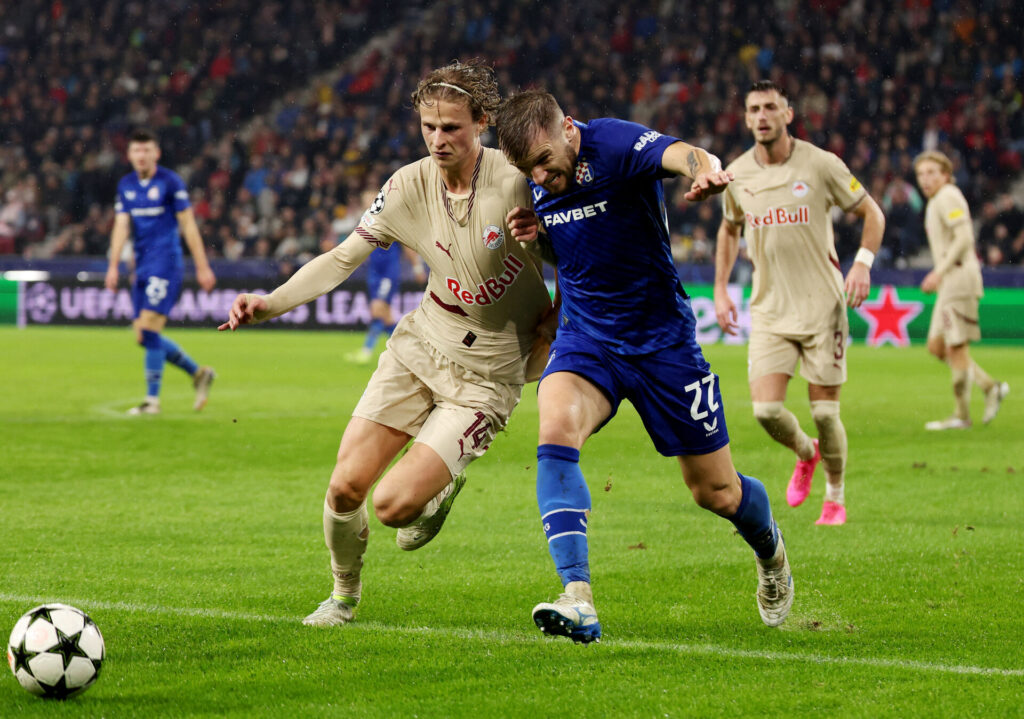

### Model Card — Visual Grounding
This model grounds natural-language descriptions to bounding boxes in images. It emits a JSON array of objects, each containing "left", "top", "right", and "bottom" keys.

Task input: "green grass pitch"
[{"left": 2, "top": 326, "right": 1023, "bottom": 717}]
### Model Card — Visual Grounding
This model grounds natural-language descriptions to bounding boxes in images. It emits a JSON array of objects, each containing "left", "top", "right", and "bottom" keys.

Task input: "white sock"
[{"left": 323, "top": 498, "right": 368, "bottom": 602}]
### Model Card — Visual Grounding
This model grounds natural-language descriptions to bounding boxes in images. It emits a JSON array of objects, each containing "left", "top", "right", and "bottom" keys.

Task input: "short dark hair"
[
  {"left": 745, "top": 80, "right": 789, "bottom": 105},
  {"left": 129, "top": 128, "right": 159, "bottom": 145},
  {"left": 410, "top": 59, "right": 501, "bottom": 125},
  {"left": 494, "top": 90, "right": 564, "bottom": 167}
]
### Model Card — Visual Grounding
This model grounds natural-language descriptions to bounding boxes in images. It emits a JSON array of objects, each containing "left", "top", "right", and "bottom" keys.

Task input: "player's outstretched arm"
[
  {"left": 105, "top": 213, "right": 132, "bottom": 291},
  {"left": 219, "top": 293, "right": 268, "bottom": 331},
  {"left": 844, "top": 195, "right": 885, "bottom": 307},
  {"left": 218, "top": 232, "right": 375, "bottom": 331},
  {"left": 177, "top": 208, "right": 217, "bottom": 292},
  {"left": 714, "top": 219, "right": 743, "bottom": 336},
  {"left": 661, "top": 142, "right": 734, "bottom": 202}
]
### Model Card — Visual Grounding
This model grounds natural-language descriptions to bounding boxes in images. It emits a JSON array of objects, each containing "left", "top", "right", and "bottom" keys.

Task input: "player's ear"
[
  {"left": 784, "top": 105, "right": 794, "bottom": 125},
  {"left": 563, "top": 116, "right": 575, "bottom": 140}
]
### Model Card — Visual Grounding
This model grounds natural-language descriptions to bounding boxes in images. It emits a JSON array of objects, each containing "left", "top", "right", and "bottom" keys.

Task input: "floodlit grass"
[{"left": 2, "top": 326, "right": 1023, "bottom": 717}]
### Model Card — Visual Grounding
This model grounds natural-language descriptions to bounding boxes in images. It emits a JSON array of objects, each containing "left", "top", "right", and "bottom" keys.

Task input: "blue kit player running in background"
[
  {"left": 105, "top": 129, "right": 217, "bottom": 415},
  {"left": 496, "top": 91, "right": 793, "bottom": 643}
]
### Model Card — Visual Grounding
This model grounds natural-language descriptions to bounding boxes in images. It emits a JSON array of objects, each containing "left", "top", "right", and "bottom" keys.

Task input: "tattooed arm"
[{"left": 661, "top": 142, "right": 734, "bottom": 201}]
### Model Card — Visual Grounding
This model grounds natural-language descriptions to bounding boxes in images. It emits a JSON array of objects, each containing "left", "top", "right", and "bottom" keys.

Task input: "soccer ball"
[{"left": 6, "top": 603, "right": 105, "bottom": 699}]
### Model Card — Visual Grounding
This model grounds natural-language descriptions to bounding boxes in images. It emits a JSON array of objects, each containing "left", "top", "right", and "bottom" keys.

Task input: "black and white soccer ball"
[{"left": 6, "top": 603, "right": 105, "bottom": 699}]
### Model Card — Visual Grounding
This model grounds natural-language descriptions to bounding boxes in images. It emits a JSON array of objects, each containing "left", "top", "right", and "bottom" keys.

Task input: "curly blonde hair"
[{"left": 410, "top": 59, "right": 501, "bottom": 125}]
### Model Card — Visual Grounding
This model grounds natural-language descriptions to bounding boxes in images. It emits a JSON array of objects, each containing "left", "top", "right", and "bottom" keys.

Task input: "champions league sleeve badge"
[{"left": 369, "top": 189, "right": 386, "bottom": 215}]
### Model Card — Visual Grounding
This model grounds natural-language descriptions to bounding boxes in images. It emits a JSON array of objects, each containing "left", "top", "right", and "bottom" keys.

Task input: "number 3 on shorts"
[{"left": 684, "top": 374, "right": 719, "bottom": 421}]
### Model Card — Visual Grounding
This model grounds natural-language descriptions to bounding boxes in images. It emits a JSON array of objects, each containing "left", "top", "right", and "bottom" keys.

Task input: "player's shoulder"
[
  {"left": 155, "top": 165, "right": 185, "bottom": 184},
  {"left": 934, "top": 183, "right": 970, "bottom": 217},
  {"left": 936, "top": 182, "right": 967, "bottom": 204},
  {"left": 583, "top": 117, "right": 665, "bottom": 148},
  {"left": 391, "top": 156, "right": 435, "bottom": 187},
  {"left": 791, "top": 138, "right": 838, "bottom": 167},
  {"left": 481, "top": 146, "right": 519, "bottom": 179}
]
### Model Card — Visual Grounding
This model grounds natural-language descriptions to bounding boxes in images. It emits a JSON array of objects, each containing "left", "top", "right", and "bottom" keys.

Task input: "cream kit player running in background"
[
  {"left": 715, "top": 80, "right": 885, "bottom": 527},
  {"left": 914, "top": 150, "right": 1009, "bottom": 430},
  {"left": 219, "top": 61, "right": 555, "bottom": 626}
]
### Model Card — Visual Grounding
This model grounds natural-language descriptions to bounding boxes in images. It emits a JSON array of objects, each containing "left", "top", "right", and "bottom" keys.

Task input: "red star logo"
[{"left": 855, "top": 285, "right": 924, "bottom": 347}]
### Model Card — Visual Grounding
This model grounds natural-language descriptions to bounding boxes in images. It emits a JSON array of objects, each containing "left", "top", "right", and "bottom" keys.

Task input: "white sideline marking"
[{"left": 1, "top": 592, "right": 1020, "bottom": 678}]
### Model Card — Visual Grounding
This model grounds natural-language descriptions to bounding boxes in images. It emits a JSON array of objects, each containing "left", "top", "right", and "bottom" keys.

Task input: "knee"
[
  {"left": 752, "top": 401, "right": 784, "bottom": 424},
  {"left": 926, "top": 338, "right": 945, "bottom": 360},
  {"left": 372, "top": 489, "right": 419, "bottom": 528},
  {"left": 690, "top": 481, "right": 741, "bottom": 517},
  {"left": 326, "top": 459, "right": 371, "bottom": 513},
  {"left": 810, "top": 400, "right": 840, "bottom": 426},
  {"left": 538, "top": 408, "right": 586, "bottom": 447}
]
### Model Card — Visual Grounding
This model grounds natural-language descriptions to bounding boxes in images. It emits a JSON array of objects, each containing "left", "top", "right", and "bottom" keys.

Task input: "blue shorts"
[
  {"left": 367, "top": 269, "right": 400, "bottom": 304},
  {"left": 542, "top": 329, "right": 730, "bottom": 457},
  {"left": 131, "top": 270, "right": 183, "bottom": 318}
]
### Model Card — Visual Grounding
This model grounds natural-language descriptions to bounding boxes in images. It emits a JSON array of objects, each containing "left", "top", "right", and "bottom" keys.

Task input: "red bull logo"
[
  {"left": 446, "top": 255, "right": 524, "bottom": 306},
  {"left": 482, "top": 224, "right": 504, "bottom": 250},
  {"left": 744, "top": 205, "right": 810, "bottom": 229}
]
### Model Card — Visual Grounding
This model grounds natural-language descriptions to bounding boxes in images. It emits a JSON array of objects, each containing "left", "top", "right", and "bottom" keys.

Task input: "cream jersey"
[
  {"left": 723, "top": 138, "right": 866, "bottom": 334},
  {"left": 255, "top": 147, "right": 551, "bottom": 384},
  {"left": 924, "top": 183, "right": 983, "bottom": 299}
]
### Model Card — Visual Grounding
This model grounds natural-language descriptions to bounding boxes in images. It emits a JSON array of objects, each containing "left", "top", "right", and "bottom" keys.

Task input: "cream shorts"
[
  {"left": 928, "top": 293, "right": 981, "bottom": 346},
  {"left": 352, "top": 322, "right": 523, "bottom": 478},
  {"left": 748, "top": 306, "right": 849, "bottom": 387}
]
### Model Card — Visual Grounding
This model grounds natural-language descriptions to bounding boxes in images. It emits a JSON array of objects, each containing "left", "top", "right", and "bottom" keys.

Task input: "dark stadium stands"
[{"left": 1, "top": 0, "right": 1022, "bottom": 272}]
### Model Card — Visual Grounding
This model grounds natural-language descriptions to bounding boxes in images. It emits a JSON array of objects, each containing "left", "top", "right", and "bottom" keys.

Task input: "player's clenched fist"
[
  {"left": 506, "top": 206, "right": 540, "bottom": 243},
  {"left": 218, "top": 293, "right": 267, "bottom": 331}
]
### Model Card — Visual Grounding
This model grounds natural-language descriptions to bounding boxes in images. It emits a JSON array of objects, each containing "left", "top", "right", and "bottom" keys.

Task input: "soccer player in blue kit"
[
  {"left": 105, "top": 129, "right": 217, "bottom": 415},
  {"left": 495, "top": 91, "right": 793, "bottom": 642}
]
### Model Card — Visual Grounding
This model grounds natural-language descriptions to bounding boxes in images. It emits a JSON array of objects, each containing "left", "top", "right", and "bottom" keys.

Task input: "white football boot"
[
  {"left": 982, "top": 382, "right": 1010, "bottom": 425},
  {"left": 192, "top": 366, "right": 216, "bottom": 411},
  {"left": 396, "top": 474, "right": 466, "bottom": 551},
  {"left": 756, "top": 533, "right": 793, "bottom": 627},
  {"left": 924, "top": 416, "right": 971, "bottom": 431},
  {"left": 127, "top": 398, "right": 160, "bottom": 415},
  {"left": 302, "top": 596, "right": 357, "bottom": 626},
  {"left": 532, "top": 581, "right": 601, "bottom": 644}
]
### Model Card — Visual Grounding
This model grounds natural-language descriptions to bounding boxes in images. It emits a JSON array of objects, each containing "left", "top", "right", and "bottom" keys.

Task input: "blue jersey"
[
  {"left": 366, "top": 241, "right": 403, "bottom": 303},
  {"left": 530, "top": 118, "right": 693, "bottom": 354},
  {"left": 115, "top": 165, "right": 191, "bottom": 276},
  {"left": 367, "top": 240, "right": 403, "bottom": 276}
]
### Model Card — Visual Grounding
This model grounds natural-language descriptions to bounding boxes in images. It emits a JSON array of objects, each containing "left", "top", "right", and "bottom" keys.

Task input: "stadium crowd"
[{"left": 1, "top": 0, "right": 1022, "bottom": 270}]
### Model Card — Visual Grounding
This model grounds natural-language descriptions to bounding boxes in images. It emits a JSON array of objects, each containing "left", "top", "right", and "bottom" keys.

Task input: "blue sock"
[
  {"left": 536, "top": 444, "right": 591, "bottom": 585},
  {"left": 364, "top": 319, "right": 385, "bottom": 350},
  {"left": 140, "top": 330, "right": 164, "bottom": 398},
  {"left": 160, "top": 335, "right": 199, "bottom": 375},
  {"left": 729, "top": 473, "right": 780, "bottom": 559},
  {"left": 385, "top": 321, "right": 397, "bottom": 336}
]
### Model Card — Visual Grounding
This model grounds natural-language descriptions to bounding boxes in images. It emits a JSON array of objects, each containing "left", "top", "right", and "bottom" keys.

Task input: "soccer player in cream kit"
[
  {"left": 221, "top": 62, "right": 555, "bottom": 627},
  {"left": 497, "top": 90, "right": 793, "bottom": 643},
  {"left": 715, "top": 81, "right": 885, "bottom": 527},
  {"left": 915, "top": 150, "right": 1009, "bottom": 429}
]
